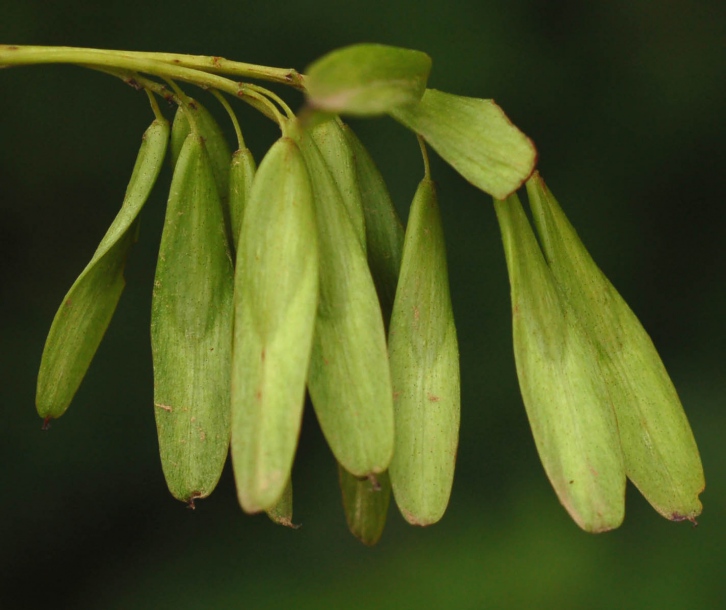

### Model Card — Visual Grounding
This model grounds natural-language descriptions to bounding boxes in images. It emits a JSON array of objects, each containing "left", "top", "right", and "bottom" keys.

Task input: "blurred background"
[{"left": 1, "top": 1, "right": 725, "bottom": 607}]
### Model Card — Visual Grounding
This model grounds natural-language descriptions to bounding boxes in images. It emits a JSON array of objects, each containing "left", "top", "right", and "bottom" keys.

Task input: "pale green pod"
[
  {"left": 310, "top": 118, "right": 366, "bottom": 251},
  {"left": 171, "top": 101, "right": 232, "bottom": 201},
  {"left": 151, "top": 133, "right": 234, "bottom": 503},
  {"left": 388, "top": 179, "right": 460, "bottom": 526},
  {"left": 343, "top": 124, "right": 404, "bottom": 327},
  {"left": 288, "top": 122, "right": 395, "bottom": 478},
  {"left": 495, "top": 193, "right": 626, "bottom": 533},
  {"left": 339, "top": 466, "right": 391, "bottom": 546},
  {"left": 526, "top": 174, "right": 705, "bottom": 522},
  {"left": 305, "top": 43, "right": 431, "bottom": 116},
  {"left": 228, "top": 147, "right": 257, "bottom": 252},
  {"left": 230, "top": 135, "right": 318, "bottom": 513},
  {"left": 266, "top": 477, "right": 298, "bottom": 529},
  {"left": 391, "top": 89, "right": 536, "bottom": 200},
  {"left": 37, "top": 118, "right": 169, "bottom": 420},
  {"left": 171, "top": 101, "right": 233, "bottom": 244}
]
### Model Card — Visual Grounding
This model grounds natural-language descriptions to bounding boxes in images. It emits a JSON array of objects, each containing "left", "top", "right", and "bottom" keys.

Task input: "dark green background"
[{"left": 2, "top": 1, "right": 725, "bottom": 608}]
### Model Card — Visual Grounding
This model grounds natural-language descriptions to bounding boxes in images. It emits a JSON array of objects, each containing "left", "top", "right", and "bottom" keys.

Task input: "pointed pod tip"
[{"left": 41, "top": 416, "right": 52, "bottom": 431}]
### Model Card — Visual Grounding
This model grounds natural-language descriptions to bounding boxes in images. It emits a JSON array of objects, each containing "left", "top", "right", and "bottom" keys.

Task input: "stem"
[
  {"left": 417, "top": 135, "right": 431, "bottom": 179},
  {"left": 145, "top": 88, "right": 165, "bottom": 122},
  {"left": 0, "top": 45, "right": 283, "bottom": 123},
  {"left": 244, "top": 82, "right": 295, "bottom": 119},
  {"left": 211, "top": 89, "right": 245, "bottom": 150},
  {"left": 0, "top": 45, "right": 306, "bottom": 89}
]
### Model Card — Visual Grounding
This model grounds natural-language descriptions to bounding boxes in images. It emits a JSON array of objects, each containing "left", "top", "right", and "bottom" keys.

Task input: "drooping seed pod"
[
  {"left": 310, "top": 118, "right": 366, "bottom": 251},
  {"left": 388, "top": 179, "right": 460, "bottom": 526},
  {"left": 391, "top": 89, "right": 536, "bottom": 200},
  {"left": 494, "top": 193, "right": 626, "bottom": 533},
  {"left": 526, "top": 173, "right": 705, "bottom": 522},
  {"left": 230, "top": 133, "right": 318, "bottom": 513},
  {"left": 36, "top": 118, "right": 169, "bottom": 420},
  {"left": 171, "top": 100, "right": 233, "bottom": 244},
  {"left": 288, "top": 121, "right": 395, "bottom": 478},
  {"left": 228, "top": 147, "right": 256, "bottom": 252},
  {"left": 151, "top": 132, "right": 234, "bottom": 504},
  {"left": 339, "top": 466, "right": 391, "bottom": 546},
  {"left": 333, "top": 125, "right": 404, "bottom": 542},
  {"left": 266, "top": 477, "right": 298, "bottom": 529},
  {"left": 171, "top": 100, "right": 232, "bottom": 200},
  {"left": 343, "top": 124, "right": 404, "bottom": 327}
]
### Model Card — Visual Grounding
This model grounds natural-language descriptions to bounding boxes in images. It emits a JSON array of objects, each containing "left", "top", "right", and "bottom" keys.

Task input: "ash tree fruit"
[{"left": 0, "top": 41, "right": 703, "bottom": 542}]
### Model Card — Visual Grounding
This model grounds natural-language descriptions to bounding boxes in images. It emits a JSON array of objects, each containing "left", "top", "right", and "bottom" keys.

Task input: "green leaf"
[
  {"left": 495, "top": 193, "right": 625, "bottom": 533},
  {"left": 526, "top": 173, "right": 705, "bottom": 522},
  {"left": 230, "top": 134, "right": 318, "bottom": 513},
  {"left": 36, "top": 118, "right": 169, "bottom": 419},
  {"left": 387, "top": 179, "right": 460, "bottom": 526},
  {"left": 151, "top": 133, "right": 234, "bottom": 503},
  {"left": 391, "top": 89, "right": 536, "bottom": 199},
  {"left": 339, "top": 466, "right": 391, "bottom": 546},
  {"left": 305, "top": 44, "right": 431, "bottom": 116}
]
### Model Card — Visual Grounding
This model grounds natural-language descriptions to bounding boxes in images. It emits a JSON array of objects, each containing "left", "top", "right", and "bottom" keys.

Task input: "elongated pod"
[
  {"left": 343, "top": 125, "right": 404, "bottom": 327},
  {"left": 339, "top": 466, "right": 391, "bottom": 546},
  {"left": 388, "top": 179, "right": 460, "bottom": 526},
  {"left": 288, "top": 122, "right": 395, "bottom": 478},
  {"left": 151, "top": 133, "right": 234, "bottom": 503},
  {"left": 37, "top": 118, "right": 169, "bottom": 419},
  {"left": 171, "top": 100, "right": 234, "bottom": 245},
  {"left": 228, "top": 147, "right": 256, "bottom": 251},
  {"left": 230, "top": 134, "right": 318, "bottom": 513},
  {"left": 266, "top": 477, "right": 298, "bottom": 529},
  {"left": 495, "top": 193, "right": 626, "bottom": 533},
  {"left": 309, "top": 118, "right": 366, "bottom": 251},
  {"left": 526, "top": 174, "right": 704, "bottom": 522}
]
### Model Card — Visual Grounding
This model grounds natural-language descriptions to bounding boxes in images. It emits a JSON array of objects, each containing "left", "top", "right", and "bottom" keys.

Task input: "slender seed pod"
[
  {"left": 171, "top": 100, "right": 233, "bottom": 244},
  {"left": 230, "top": 134, "right": 318, "bottom": 513},
  {"left": 494, "top": 193, "right": 626, "bottom": 533},
  {"left": 36, "top": 118, "right": 169, "bottom": 420},
  {"left": 388, "top": 179, "right": 460, "bottom": 526},
  {"left": 228, "top": 147, "right": 257, "bottom": 251},
  {"left": 339, "top": 466, "right": 391, "bottom": 546},
  {"left": 343, "top": 124, "right": 404, "bottom": 328},
  {"left": 288, "top": 122, "right": 395, "bottom": 478},
  {"left": 266, "top": 477, "right": 298, "bottom": 529},
  {"left": 309, "top": 118, "right": 366, "bottom": 251},
  {"left": 334, "top": 125, "right": 403, "bottom": 541},
  {"left": 151, "top": 133, "right": 234, "bottom": 503},
  {"left": 526, "top": 173, "right": 705, "bottom": 522}
]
